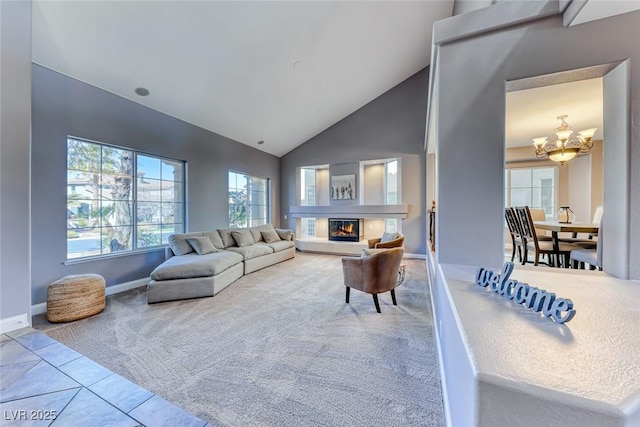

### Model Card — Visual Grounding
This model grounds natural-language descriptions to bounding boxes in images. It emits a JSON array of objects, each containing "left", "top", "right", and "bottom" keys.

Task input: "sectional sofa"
[{"left": 147, "top": 224, "right": 295, "bottom": 303}]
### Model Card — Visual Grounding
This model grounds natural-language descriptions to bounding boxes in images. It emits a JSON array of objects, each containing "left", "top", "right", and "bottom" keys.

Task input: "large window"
[
  {"left": 505, "top": 166, "right": 556, "bottom": 218},
  {"left": 228, "top": 171, "right": 269, "bottom": 227},
  {"left": 67, "top": 137, "right": 185, "bottom": 260}
]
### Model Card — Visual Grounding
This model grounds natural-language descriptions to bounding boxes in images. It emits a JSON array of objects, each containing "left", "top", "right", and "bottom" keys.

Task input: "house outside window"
[
  {"left": 505, "top": 166, "right": 556, "bottom": 218},
  {"left": 67, "top": 137, "right": 185, "bottom": 260},
  {"left": 229, "top": 171, "right": 269, "bottom": 228}
]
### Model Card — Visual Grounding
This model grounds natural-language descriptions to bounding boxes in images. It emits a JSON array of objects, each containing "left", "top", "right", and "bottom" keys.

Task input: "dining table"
[{"left": 533, "top": 221, "right": 599, "bottom": 266}]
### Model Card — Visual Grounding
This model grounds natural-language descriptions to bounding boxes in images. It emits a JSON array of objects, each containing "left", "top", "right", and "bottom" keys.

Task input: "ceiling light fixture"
[
  {"left": 135, "top": 87, "right": 150, "bottom": 96},
  {"left": 532, "top": 115, "right": 596, "bottom": 165}
]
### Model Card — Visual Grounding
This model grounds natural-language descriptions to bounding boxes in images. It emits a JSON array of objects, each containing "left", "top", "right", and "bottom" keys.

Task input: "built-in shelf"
[{"left": 289, "top": 204, "right": 408, "bottom": 219}]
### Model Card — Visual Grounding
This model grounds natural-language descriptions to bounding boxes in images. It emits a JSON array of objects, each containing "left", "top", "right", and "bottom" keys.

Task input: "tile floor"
[{"left": 0, "top": 327, "right": 208, "bottom": 426}]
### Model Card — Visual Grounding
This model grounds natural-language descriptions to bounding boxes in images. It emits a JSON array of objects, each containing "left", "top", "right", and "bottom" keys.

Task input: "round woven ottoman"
[{"left": 47, "top": 274, "right": 106, "bottom": 323}]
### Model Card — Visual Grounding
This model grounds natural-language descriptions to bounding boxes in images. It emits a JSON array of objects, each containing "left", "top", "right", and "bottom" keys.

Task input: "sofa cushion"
[
  {"left": 168, "top": 232, "right": 203, "bottom": 256},
  {"left": 203, "top": 230, "right": 225, "bottom": 250},
  {"left": 250, "top": 224, "right": 276, "bottom": 242},
  {"left": 226, "top": 243, "right": 274, "bottom": 260},
  {"left": 187, "top": 236, "right": 217, "bottom": 255},
  {"left": 264, "top": 240, "right": 294, "bottom": 253},
  {"left": 150, "top": 251, "right": 243, "bottom": 280},
  {"left": 261, "top": 229, "right": 281, "bottom": 243},
  {"left": 275, "top": 228, "right": 294, "bottom": 241},
  {"left": 231, "top": 229, "right": 254, "bottom": 247}
]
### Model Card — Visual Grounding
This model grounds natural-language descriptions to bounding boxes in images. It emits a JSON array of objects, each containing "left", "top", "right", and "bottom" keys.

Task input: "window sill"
[{"left": 64, "top": 246, "right": 166, "bottom": 265}]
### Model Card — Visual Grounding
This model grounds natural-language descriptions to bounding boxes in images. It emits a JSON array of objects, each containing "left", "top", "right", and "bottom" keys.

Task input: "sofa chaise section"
[{"left": 147, "top": 250, "right": 244, "bottom": 303}]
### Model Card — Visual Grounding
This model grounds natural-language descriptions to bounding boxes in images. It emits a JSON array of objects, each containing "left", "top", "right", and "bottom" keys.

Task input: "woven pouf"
[{"left": 47, "top": 274, "right": 106, "bottom": 323}]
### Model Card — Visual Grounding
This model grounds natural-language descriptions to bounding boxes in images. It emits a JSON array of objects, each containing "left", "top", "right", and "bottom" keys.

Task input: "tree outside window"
[{"left": 67, "top": 138, "right": 184, "bottom": 259}]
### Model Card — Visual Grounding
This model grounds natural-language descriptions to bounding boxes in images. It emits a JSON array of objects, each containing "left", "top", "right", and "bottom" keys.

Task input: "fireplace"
[{"left": 329, "top": 218, "right": 364, "bottom": 242}]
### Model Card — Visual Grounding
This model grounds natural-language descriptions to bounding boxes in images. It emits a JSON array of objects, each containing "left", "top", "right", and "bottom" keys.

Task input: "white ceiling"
[
  {"left": 32, "top": 1, "right": 454, "bottom": 157},
  {"left": 570, "top": 0, "right": 640, "bottom": 27},
  {"left": 506, "top": 78, "right": 603, "bottom": 149}
]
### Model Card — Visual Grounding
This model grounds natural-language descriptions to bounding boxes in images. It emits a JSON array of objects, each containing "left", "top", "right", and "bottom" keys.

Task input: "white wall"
[{"left": 568, "top": 154, "right": 591, "bottom": 222}]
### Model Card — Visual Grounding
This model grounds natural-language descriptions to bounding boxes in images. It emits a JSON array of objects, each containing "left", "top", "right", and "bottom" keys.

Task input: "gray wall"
[
  {"left": 432, "top": 5, "right": 640, "bottom": 278},
  {"left": 1, "top": 1, "right": 32, "bottom": 324},
  {"left": 281, "top": 69, "right": 429, "bottom": 255},
  {"left": 31, "top": 65, "right": 280, "bottom": 304}
]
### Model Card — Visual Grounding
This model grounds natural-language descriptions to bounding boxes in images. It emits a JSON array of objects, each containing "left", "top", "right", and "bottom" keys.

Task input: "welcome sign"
[{"left": 475, "top": 262, "right": 576, "bottom": 324}]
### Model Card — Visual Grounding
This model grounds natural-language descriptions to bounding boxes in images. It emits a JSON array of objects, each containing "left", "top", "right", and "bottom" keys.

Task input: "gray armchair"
[{"left": 342, "top": 247, "right": 404, "bottom": 313}]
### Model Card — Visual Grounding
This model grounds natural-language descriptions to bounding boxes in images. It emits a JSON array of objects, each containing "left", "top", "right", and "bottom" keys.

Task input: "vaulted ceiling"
[{"left": 32, "top": 1, "right": 454, "bottom": 157}]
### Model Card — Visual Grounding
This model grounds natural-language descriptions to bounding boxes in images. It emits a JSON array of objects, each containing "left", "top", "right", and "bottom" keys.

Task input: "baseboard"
[
  {"left": 31, "top": 277, "right": 150, "bottom": 315},
  {"left": 404, "top": 253, "right": 426, "bottom": 260},
  {"left": 0, "top": 313, "right": 30, "bottom": 334}
]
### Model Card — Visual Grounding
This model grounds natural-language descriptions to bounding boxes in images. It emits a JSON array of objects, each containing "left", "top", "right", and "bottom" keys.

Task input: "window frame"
[
  {"left": 66, "top": 136, "right": 186, "bottom": 261},
  {"left": 228, "top": 170, "right": 271, "bottom": 228},
  {"left": 504, "top": 165, "right": 558, "bottom": 219}
]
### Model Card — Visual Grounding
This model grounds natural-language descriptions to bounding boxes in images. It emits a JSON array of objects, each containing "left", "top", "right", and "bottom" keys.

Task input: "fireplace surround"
[{"left": 329, "top": 218, "right": 364, "bottom": 242}]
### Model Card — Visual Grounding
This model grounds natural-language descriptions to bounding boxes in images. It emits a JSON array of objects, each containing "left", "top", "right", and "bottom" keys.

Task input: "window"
[
  {"left": 300, "top": 168, "right": 316, "bottom": 238},
  {"left": 228, "top": 171, "right": 269, "bottom": 228},
  {"left": 67, "top": 137, "right": 185, "bottom": 260},
  {"left": 505, "top": 166, "right": 556, "bottom": 218},
  {"left": 384, "top": 159, "right": 399, "bottom": 232},
  {"left": 385, "top": 159, "right": 398, "bottom": 204}
]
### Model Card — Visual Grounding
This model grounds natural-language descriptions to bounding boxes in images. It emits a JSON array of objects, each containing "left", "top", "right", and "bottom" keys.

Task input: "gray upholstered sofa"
[{"left": 147, "top": 224, "right": 295, "bottom": 303}]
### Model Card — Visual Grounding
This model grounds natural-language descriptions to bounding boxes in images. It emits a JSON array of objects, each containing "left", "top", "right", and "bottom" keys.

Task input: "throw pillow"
[
  {"left": 187, "top": 236, "right": 217, "bottom": 255},
  {"left": 204, "top": 230, "right": 225, "bottom": 250},
  {"left": 275, "top": 228, "right": 294, "bottom": 241},
  {"left": 380, "top": 232, "right": 398, "bottom": 243},
  {"left": 168, "top": 233, "right": 198, "bottom": 256},
  {"left": 361, "top": 248, "right": 384, "bottom": 257},
  {"left": 216, "top": 229, "right": 236, "bottom": 248},
  {"left": 261, "top": 229, "right": 281, "bottom": 243},
  {"left": 231, "top": 229, "right": 254, "bottom": 247}
]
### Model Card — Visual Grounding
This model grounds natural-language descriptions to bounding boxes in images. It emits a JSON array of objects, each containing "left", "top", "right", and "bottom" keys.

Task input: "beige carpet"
[{"left": 34, "top": 252, "right": 445, "bottom": 426}]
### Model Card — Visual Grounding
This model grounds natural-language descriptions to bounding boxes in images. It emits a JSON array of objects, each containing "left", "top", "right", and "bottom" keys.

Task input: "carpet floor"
[{"left": 34, "top": 252, "right": 445, "bottom": 427}]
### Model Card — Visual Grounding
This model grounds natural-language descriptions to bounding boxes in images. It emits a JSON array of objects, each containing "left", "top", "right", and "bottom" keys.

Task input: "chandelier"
[{"left": 532, "top": 115, "right": 597, "bottom": 165}]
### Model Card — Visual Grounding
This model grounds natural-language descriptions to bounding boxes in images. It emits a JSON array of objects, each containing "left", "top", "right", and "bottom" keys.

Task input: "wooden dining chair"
[
  {"left": 505, "top": 207, "right": 525, "bottom": 262},
  {"left": 528, "top": 208, "right": 553, "bottom": 242},
  {"left": 514, "top": 206, "right": 582, "bottom": 267}
]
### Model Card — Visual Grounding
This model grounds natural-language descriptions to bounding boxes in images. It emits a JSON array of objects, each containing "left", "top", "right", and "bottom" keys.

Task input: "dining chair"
[
  {"left": 558, "top": 206, "right": 601, "bottom": 249},
  {"left": 505, "top": 207, "right": 525, "bottom": 262},
  {"left": 514, "top": 206, "right": 582, "bottom": 267},
  {"left": 528, "top": 208, "right": 553, "bottom": 242},
  {"left": 570, "top": 217, "right": 603, "bottom": 270}
]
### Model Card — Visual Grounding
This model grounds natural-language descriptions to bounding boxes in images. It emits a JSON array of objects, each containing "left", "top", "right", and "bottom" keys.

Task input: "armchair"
[
  {"left": 342, "top": 247, "right": 404, "bottom": 313},
  {"left": 367, "top": 232, "right": 404, "bottom": 249}
]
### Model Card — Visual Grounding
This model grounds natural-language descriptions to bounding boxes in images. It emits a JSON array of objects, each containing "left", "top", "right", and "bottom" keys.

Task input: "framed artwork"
[{"left": 331, "top": 174, "right": 356, "bottom": 200}]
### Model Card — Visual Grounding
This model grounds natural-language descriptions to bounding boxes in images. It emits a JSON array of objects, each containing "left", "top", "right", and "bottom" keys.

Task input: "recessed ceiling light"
[
  {"left": 135, "top": 87, "right": 150, "bottom": 96},
  {"left": 257, "top": 140, "right": 265, "bottom": 145}
]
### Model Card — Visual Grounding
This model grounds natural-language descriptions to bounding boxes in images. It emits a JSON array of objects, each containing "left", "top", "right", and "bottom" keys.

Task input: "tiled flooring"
[{"left": 0, "top": 327, "right": 208, "bottom": 426}]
